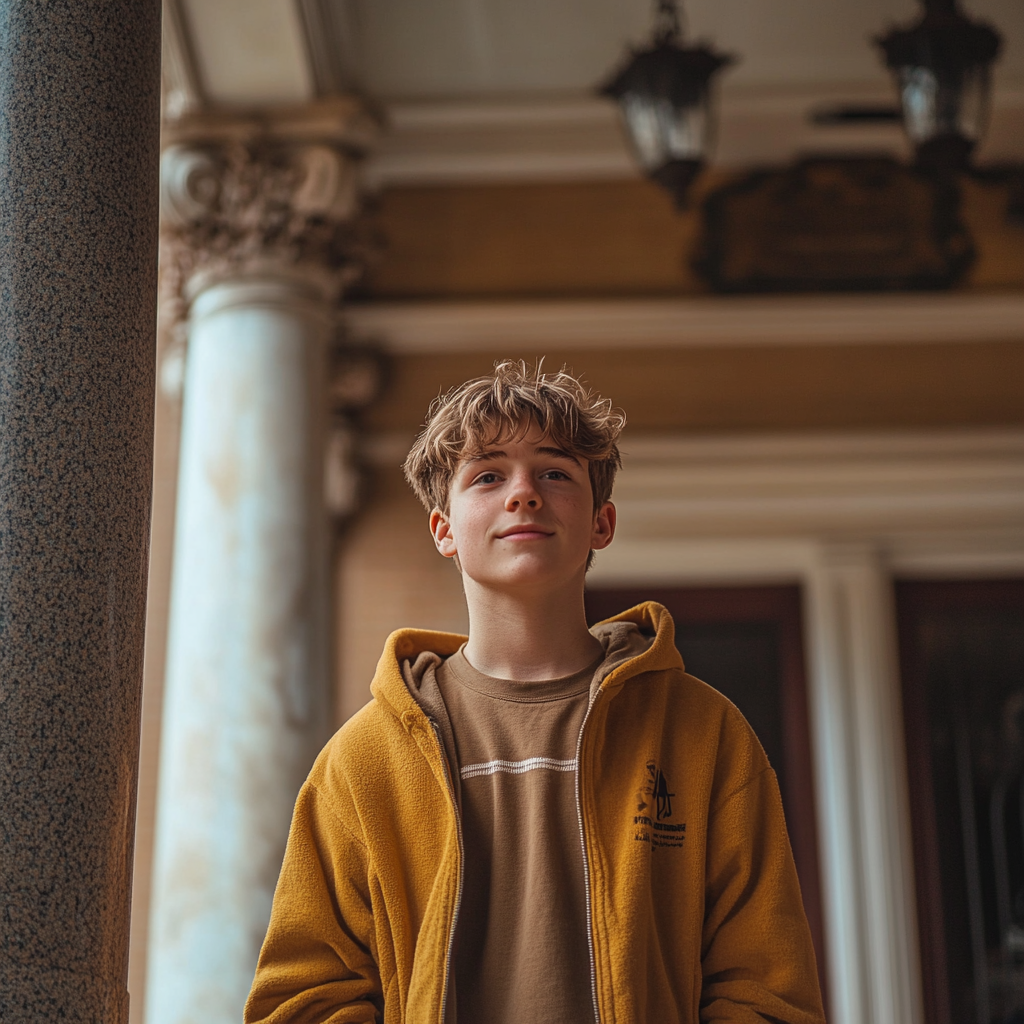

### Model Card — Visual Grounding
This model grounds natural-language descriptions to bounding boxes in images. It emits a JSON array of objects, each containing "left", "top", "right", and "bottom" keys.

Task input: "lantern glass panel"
[
  {"left": 621, "top": 90, "right": 709, "bottom": 172},
  {"left": 899, "top": 62, "right": 991, "bottom": 144}
]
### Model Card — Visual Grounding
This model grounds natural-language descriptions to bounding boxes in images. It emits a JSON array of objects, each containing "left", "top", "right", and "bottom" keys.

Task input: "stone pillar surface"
[
  {"left": 146, "top": 138, "right": 363, "bottom": 1024},
  {"left": 804, "top": 544, "right": 924, "bottom": 1024},
  {"left": 0, "top": 2, "right": 162, "bottom": 1022}
]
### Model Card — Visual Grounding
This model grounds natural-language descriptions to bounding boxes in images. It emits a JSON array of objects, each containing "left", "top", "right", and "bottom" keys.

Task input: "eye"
[
  {"left": 474, "top": 471, "right": 500, "bottom": 485},
  {"left": 542, "top": 468, "right": 571, "bottom": 481}
]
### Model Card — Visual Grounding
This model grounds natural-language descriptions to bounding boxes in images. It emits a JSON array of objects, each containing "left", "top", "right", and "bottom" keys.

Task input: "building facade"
[{"left": 133, "top": 2, "right": 1024, "bottom": 1023}]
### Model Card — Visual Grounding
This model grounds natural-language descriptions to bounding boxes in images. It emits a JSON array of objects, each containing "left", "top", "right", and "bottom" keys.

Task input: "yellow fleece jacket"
[{"left": 245, "top": 602, "right": 826, "bottom": 1024}]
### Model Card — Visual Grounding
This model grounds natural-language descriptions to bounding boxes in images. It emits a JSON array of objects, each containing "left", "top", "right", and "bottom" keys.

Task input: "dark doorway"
[
  {"left": 585, "top": 584, "right": 826, "bottom": 1003},
  {"left": 897, "top": 580, "right": 1024, "bottom": 1024}
]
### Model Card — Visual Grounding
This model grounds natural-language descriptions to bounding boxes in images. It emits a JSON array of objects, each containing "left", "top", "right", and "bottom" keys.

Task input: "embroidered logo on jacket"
[{"left": 633, "top": 760, "right": 686, "bottom": 849}]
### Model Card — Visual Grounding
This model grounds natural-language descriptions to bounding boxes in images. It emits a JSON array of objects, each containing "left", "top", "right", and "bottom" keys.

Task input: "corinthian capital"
[
  {"left": 158, "top": 101, "right": 377, "bottom": 314},
  {"left": 161, "top": 139, "right": 366, "bottom": 304}
]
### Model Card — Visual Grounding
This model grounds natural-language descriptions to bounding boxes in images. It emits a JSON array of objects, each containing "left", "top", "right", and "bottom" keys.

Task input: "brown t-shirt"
[
  {"left": 406, "top": 622, "right": 652, "bottom": 1024},
  {"left": 435, "top": 649, "right": 596, "bottom": 1024}
]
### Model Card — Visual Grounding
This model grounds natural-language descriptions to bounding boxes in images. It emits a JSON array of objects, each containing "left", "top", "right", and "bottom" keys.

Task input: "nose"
[{"left": 505, "top": 469, "right": 542, "bottom": 511}]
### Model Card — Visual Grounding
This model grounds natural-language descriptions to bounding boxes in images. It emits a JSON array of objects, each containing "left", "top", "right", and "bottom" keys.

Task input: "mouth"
[{"left": 497, "top": 525, "right": 554, "bottom": 540}]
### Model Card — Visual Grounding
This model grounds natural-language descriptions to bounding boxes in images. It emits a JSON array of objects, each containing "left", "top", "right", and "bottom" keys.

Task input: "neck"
[{"left": 461, "top": 573, "right": 603, "bottom": 681}]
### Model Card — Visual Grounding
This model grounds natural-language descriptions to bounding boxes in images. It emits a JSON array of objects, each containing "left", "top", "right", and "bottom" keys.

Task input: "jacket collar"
[
  {"left": 370, "top": 601, "right": 683, "bottom": 725},
  {"left": 591, "top": 600, "right": 684, "bottom": 689}
]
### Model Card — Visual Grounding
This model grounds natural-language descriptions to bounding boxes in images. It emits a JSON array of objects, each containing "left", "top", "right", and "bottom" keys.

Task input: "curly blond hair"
[{"left": 403, "top": 360, "right": 626, "bottom": 513}]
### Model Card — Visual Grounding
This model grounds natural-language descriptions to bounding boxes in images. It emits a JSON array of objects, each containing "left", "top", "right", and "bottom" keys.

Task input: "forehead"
[{"left": 458, "top": 428, "right": 579, "bottom": 464}]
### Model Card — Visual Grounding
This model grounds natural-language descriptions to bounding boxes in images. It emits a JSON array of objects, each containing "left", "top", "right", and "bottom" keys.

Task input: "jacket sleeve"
[
  {"left": 700, "top": 766, "right": 826, "bottom": 1024},
  {"left": 245, "top": 781, "right": 383, "bottom": 1024}
]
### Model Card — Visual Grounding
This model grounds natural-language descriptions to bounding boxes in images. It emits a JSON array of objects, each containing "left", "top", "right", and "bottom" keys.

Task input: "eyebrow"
[{"left": 465, "top": 445, "right": 582, "bottom": 467}]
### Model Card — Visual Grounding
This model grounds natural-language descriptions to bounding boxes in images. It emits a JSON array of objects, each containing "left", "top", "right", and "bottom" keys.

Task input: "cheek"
[
  {"left": 447, "top": 504, "right": 489, "bottom": 549},
  {"left": 560, "top": 498, "right": 600, "bottom": 546}
]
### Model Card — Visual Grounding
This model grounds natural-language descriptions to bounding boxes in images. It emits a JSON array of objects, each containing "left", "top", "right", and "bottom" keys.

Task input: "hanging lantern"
[
  {"left": 876, "top": 0, "right": 1002, "bottom": 174},
  {"left": 599, "top": 0, "right": 735, "bottom": 207}
]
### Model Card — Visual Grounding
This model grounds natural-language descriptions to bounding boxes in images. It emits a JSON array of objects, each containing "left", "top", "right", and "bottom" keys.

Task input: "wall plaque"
[{"left": 696, "top": 157, "right": 974, "bottom": 293}]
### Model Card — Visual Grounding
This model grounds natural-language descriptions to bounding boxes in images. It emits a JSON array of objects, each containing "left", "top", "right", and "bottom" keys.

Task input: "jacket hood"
[
  {"left": 370, "top": 601, "right": 684, "bottom": 726},
  {"left": 592, "top": 600, "right": 685, "bottom": 687}
]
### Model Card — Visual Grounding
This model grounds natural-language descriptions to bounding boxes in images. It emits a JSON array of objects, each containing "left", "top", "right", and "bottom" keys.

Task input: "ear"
[
  {"left": 590, "top": 501, "right": 616, "bottom": 551},
  {"left": 430, "top": 509, "right": 458, "bottom": 559}
]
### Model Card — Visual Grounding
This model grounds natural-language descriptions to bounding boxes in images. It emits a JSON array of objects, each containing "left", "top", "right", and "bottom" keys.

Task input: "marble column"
[
  {"left": 804, "top": 545, "right": 924, "bottom": 1024},
  {"left": 0, "top": 2, "right": 161, "bottom": 1022},
  {"left": 147, "top": 138, "right": 363, "bottom": 1024}
]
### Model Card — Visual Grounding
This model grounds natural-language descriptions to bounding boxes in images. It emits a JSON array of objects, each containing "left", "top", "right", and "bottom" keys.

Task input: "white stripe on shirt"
[{"left": 460, "top": 756, "right": 578, "bottom": 780}]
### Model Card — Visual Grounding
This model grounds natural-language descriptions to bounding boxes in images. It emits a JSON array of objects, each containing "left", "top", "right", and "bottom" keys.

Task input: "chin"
[{"left": 471, "top": 557, "right": 586, "bottom": 591}]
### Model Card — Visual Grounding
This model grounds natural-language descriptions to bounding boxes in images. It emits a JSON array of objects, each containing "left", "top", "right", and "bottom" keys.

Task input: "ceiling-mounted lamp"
[
  {"left": 876, "top": 0, "right": 1002, "bottom": 174},
  {"left": 599, "top": 0, "right": 736, "bottom": 208}
]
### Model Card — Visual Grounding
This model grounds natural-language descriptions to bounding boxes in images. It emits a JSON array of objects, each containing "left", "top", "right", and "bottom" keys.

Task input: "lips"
[{"left": 497, "top": 525, "right": 553, "bottom": 539}]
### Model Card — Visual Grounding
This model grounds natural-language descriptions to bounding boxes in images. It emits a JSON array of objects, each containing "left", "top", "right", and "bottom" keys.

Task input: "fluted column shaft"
[{"left": 0, "top": 1, "right": 162, "bottom": 1022}]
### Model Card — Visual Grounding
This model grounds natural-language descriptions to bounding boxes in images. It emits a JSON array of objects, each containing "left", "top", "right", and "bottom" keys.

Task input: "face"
[{"left": 430, "top": 426, "right": 616, "bottom": 593}]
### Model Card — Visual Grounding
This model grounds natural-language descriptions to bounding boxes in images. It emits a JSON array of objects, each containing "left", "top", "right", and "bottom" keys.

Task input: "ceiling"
[
  {"left": 343, "top": 0, "right": 1020, "bottom": 99},
  {"left": 174, "top": 0, "right": 1023, "bottom": 103},
  {"left": 164, "top": 0, "right": 1024, "bottom": 180}
]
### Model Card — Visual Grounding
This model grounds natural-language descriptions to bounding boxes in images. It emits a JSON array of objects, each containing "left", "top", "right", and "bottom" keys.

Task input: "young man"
[{"left": 245, "top": 362, "right": 826, "bottom": 1024}]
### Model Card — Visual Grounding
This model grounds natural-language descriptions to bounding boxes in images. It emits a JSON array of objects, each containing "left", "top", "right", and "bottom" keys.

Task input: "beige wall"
[
  {"left": 334, "top": 465, "right": 469, "bottom": 724},
  {"left": 357, "top": 175, "right": 1024, "bottom": 300},
  {"left": 367, "top": 341, "right": 1024, "bottom": 437}
]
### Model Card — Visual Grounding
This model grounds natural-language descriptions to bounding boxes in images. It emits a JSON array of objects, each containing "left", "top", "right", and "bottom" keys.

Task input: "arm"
[
  {"left": 245, "top": 782, "right": 383, "bottom": 1024},
  {"left": 700, "top": 767, "right": 826, "bottom": 1024}
]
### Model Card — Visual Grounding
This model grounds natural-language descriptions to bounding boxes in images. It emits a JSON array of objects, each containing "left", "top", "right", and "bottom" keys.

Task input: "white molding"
[
  {"left": 365, "top": 96, "right": 635, "bottom": 188},
  {"left": 162, "top": 0, "right": 204, "bottom": 119},
  {"left": 346, "top": 293, "right": 1024, "bottom": 354},
  {"left": 587, "top": 533, "right": 1024, "bottom": 588},
  {"left": 364, "top": 85, "right": 1024, "bottom": 188},
  {"left": 612, "top": 429, "right": 1024, "bottom": 538},
  {"left": 369, "top": 426, "right": 1024, "bottom": 549},
  {"left": 619, "top": 429, "right": 1024, "bottom": 462},
  {"left": 802, "top": 546, "right": 924, "bottom": 1024}
]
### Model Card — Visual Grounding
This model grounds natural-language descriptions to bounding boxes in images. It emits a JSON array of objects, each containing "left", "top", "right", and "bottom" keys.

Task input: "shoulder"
[
  {"left": 623, "top": 665, "right": 771, "bottom": 799},
  {"left": 309, "top": 696, "right": 405, "bottom": 782},
  {"left": 640, "top": 664, "right": 760, "bottom": 735},
  {"left": 303, "top": 698, "right": 416, "bottom": 818}
]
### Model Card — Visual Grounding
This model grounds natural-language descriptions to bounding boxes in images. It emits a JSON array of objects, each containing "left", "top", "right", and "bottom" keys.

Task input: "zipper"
[
  {"left": 430, "top": 718, "right": 464, "bottom": 1024},
  {"left": 575, "top": 688, "right": 605, "bottom": 1024}
]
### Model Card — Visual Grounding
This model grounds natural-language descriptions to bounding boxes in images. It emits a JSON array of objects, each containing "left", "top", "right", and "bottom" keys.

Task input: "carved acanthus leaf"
[{"left": 160, "top": 141, "right": 369, "bottom": 320}]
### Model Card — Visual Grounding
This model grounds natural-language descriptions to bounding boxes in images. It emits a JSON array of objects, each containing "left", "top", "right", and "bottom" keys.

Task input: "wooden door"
[{"left": 897, "top": 580, "right": 1024, "bottom": 1024}]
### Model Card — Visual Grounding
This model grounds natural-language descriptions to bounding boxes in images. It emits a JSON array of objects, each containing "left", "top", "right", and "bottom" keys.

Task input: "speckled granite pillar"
[{"left": 0, "top": 2, "right": 161, "bottom": 1023}]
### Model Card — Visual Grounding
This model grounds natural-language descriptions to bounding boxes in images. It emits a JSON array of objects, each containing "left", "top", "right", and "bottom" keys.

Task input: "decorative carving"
[
  {"left": 324, "top": 346, "right": 386, "bottom": 520},
  {"left": 159, "top": 141, "right": 368, "bottom": 324},
  {"left": 696, "top": 157, "right": 975, "bottom": 292}
]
